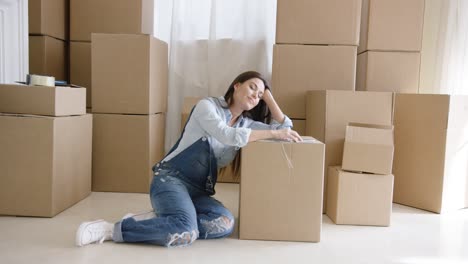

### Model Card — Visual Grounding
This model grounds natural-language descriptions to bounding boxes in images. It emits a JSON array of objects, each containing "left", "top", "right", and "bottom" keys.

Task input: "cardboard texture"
[
  {"left": 92, "top": 34, "right": 168, "bottom": 114},
  {"left": 0, "top": 114, "right": 92, "bottom": 217},
  {"left": 272, "top": 44, "right": 357, "bottom": 118},
  {"left": 359, "top": 0, "right": 425, "bottom": 53},
  {"left": 70, "top": 0, "right": 154, "bottom": 41},
  {"left": 292, "top": 119, "right": 306, "bottom": 136},
  {"left": 327, "top": 166, "right": 394, "bottom": 226},
  {"left": 181, "top": 97, "right": 240, "bottom": 183},
  {"left": 356, "top": 51, "right": 421, "bottom": 93},
  {"left": 306, "top": 90, "right": 393, "bottom": 212},
  {"left": 0, "top": 84, "right": 86, "bottom": 116},
  {"left": 276, "top": 0, "right": 361, "bottom": 45},
  {"left": 29, "top": 35, "right": 68, "bottom": 81},
  {"left": 29, "top": 0, "right": 68, "bottom": 40},
  {"left": 70, "top": 41, "right": 92, "bottom": 108},
  {"left": 239, "top": 138, "right": 325, "bottom": 242},
  {"left": 393, "top": 94, "right": 468, "bottom": 213},
  {"left": 92, "top": 113, "right": 166, "bottom": 193},
  {"left": 342, "top": 123, "right": 394, "bottom": 175}
]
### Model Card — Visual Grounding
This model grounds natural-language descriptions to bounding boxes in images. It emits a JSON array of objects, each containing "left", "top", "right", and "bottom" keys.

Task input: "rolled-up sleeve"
[
  {"left": 248, "top": 115, "right": 293, "bottom": 130},
  {"left": 193, "top": 99, "right": 251, "bottom": 147}
]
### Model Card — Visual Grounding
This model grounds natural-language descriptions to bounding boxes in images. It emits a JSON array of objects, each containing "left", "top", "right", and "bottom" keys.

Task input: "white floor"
[{"left": 1, "top": 183, "right": 467, "bottom": 264}]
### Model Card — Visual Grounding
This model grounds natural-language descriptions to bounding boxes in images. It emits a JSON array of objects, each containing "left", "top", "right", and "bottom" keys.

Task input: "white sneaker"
[
  {"left": 122, "top": 210, "right": 156, "bottom": 221},
  {"left": 75, "top": 220, "right": 114, "bottom": 247}
]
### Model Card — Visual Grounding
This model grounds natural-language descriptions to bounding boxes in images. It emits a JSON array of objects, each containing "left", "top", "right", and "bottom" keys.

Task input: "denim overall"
[{"left": 113, "top": 108, "right": 235, "bottom": 247}]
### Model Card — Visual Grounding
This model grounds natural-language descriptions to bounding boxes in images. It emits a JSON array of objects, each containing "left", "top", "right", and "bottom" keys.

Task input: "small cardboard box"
[
  {"left": 342, "top": 123, "right": 394, "bottom": 175},
  {"left": 272, "top": 44, "right": 357, "bottom": 118},
  {"left": 92, "top": 113, "right": 166, "bottom": 193},
  {"left": 356, "top": 51, "right": 420, "bottom": 93},
  {"left": 29, "top": 35, "right": 68, "bottom": 81},
  {"left": 70, "top": 0, "right": 154, "bottom": 41},
  {"left": 359, "top": 0, "right": 425, "bottom": 53},
  {"left": 306, "top": 90, "right": 394, "bottom": 212},
  {"left": 393, "top": 94, "right": 468, "bottom": 213},
  {"left": 92, "top": 34, "right": 168, "bottom": 114},
  {"left": 0, "top": 114, "right": 92, "bottom": 217},
  {"left": 0, "top": 84, "right": 86, "bottom": 116},
  {"left": 327, "top": 166, "right": 394, "bottom": 226},
  {"left": 70, "top": 41, "right": 91, "bottom": 108},
  {"left": 276, "top": 0, "right": 362, "bottom": 45},
  {"left": 29, "top": 0, "right": 68, "bottom": 40},
  {"left": 240, "top": 137, "right": 324, "bottom": 242}
]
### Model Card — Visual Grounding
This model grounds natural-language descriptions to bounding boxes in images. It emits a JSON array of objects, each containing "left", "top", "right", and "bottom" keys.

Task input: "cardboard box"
[
  {"left": 356, "top": 51, "right": 420, "bottom": 93},
  {"left": 342, "top": 123, "right": 394, "bottom": 175},
  {"left": 0, "top": 114, "right": 92, "bottom": 217},
  {"left": 29, "top": 35, "right": 68, "bottom": 81},
  {"left": 70, "top": 0, "right": 154, "bottom": 41},
  {"left": 306, "top": 90, "right": 394, "bottom": 212},
  {"left": 272, "top": 44, "right": 357, "bottom": 118},
  {"left": 92, "top": 113, "right": 166, "bottom": 193},
  {"left": 327, "top": 166, "right": 394, "bottom": 226},
  {"left": 0, "top": 84, "right": 86, "bottom": 116},
  {"left": 29, "top": 0, "right": 68, "bottom": 40},
  {"left": 92, "top": 34, "right": 168, "bottom": 114},
  {"left": 240, "top": 137, "right": 324, "bottom": 242},
  {"left": 393, "top": 94, "right": 468, "bottom": 213},
  {"left": 70, "top": 41, "right": 91, "bottom": 108},
  {"left": 359, "top": 0, "right": 425, "bottom": 53},
  {"left": 276, "top": 0, "right": 361, "bottom": 45},
  {"left": 292, "top": 119, "right": 306, "bottom": 136}
]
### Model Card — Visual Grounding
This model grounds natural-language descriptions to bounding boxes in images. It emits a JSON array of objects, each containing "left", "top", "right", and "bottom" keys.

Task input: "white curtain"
[
  {"left": 155, "top": 0, "right": 277, "bottom": 151},
  {"left": 432, "top": 0, "right": 468, "bottom": 95}
]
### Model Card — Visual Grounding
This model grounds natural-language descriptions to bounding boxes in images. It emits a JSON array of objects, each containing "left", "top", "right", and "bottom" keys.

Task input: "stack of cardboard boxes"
[
  {"left": 70, "top": 0, "right": 154, "bottom": 109},
  {"left": 28, "top": 0, "right": 68, "bottom": 82},
  {"left": 273, "top": 0, "right": 362, "bottom": 133},
  {"left": 327, "top": 123, "right": 394, "bottom": 226},
  {"left": 356, "top": 0, "right": 425, "bottom": 93},
  {"left": 68, "top": 0, "right": 168, "bottom": 194},
  {"left": 0, "top": 83, "right": 91, "bottom": 217}
]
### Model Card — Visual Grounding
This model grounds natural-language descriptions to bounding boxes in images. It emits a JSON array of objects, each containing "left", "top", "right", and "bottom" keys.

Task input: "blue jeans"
[{"left": 113, "top": 137, "right": 235, "bottom": 247}]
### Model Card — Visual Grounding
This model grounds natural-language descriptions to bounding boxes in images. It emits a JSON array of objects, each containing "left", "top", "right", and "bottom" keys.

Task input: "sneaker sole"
[{"left": 75, "top": 220, "right": 104, "bottom": 247}]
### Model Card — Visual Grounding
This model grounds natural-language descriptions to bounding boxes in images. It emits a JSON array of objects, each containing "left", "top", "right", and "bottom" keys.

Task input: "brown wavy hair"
[{"left": 219, "top": 71, "right": 272, "bottom": 180}]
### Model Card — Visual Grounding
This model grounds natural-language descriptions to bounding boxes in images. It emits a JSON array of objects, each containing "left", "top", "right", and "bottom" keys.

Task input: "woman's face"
[{"left": 233, "top": 78, "right": 265, "bottom": 111}]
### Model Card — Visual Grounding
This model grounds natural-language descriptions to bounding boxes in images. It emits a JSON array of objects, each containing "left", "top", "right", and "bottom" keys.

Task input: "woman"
[{"left": 75, "top": 71, "right": 302, "bottom": 247}]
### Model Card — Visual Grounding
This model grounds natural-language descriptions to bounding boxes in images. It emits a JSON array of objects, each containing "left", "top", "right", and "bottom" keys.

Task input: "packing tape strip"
[{"left": 27, "top": 74, "right": 55, "bottom": 87}]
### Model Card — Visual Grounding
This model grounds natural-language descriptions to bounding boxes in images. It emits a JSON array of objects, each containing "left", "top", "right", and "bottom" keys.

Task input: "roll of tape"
[{"left": 26, "top": 74, "right": 55, "bottom": 87}]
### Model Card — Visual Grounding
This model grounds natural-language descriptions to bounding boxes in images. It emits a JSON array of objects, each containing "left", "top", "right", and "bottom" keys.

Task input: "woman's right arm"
[{"left": 249, "top": 129, "right": 302, "bottom": 143}]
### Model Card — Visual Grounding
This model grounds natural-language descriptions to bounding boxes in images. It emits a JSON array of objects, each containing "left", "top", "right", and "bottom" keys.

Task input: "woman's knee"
[
  {"left": 199, "top": 214, "right": 235, "bottom": 239},
  {"left": 165, "top": 227, "right": 199, "bottom": 247}
]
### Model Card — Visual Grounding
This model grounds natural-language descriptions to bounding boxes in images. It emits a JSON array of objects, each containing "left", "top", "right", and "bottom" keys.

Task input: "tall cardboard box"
[
  {"left": 342, "top": 123, "right": 394, "bottom": 175},
  {"left": 0, "top": 114, "right": 92, "bottom": 217},
  {"left": 0, "top": 84, "right": 86, "bottom": 116},
  {"left": 240, "top": 138, "right": 325, "bottom": 242},
  {"left": 272, "top": 45, "right": 357, "bottom": 118},
  {"left": 356, "top": 51, "right": 421, "bottom": 93},
  {"left": 327, "top": 166, "right": 394, "bottom": 226},
  {"left": 306, "top": 90, "right": 394, "bottom": 212},
  {"left": 292, "top": 119, "right": 306, "bottom": 136},
  {"left": 393, "top": 94, "right": 468, "bottom": 213},
  {"left": 70, "top": 41, "right": 92, "bottom": 107},
  {"left": 70, "top": 0, "right": 154, "bottom": 41},
  {"left": 359, "top": 0, "right": 425, "bottom": 53},
  {"left": 29, "top": 0, "right": 68, "bottom": 40},
  {"left": 92, "top": 34, "right": 168, "bottom": 114},
  {"left": 276, "top": 0, "right": 362, "bottom": 45},
  {"left": 181, "top": 97, "right": 240, "bottom": 183},
  {"left": 29, "top": 35, "right": 68, "bottom": 81},
  {"left": 92, "top": 113, "right": 166, "bottom": 193}
]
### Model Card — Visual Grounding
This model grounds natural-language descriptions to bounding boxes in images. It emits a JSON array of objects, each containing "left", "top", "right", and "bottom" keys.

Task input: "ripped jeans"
[{"left": 112, "top": 169, "right": 235, "bottom": 247}]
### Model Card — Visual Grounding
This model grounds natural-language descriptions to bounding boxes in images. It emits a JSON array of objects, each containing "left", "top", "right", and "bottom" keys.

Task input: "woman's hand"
[{"left": 273, "top": 128, "right": 303, "bottom": 142}]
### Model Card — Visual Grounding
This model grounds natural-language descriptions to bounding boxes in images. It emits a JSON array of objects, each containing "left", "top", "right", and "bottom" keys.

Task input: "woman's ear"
[{"left": 234, "top": 83, "right": 240, "bottom": 90}]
